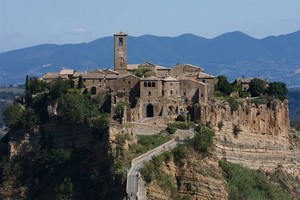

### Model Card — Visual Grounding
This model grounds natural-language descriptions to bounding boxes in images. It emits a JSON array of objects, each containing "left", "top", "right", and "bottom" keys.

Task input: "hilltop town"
[
  {"left": 0, "top": 32, "right": 299, "bottom": 200},
  {"left": 41, "top": 32, "right": 236, "bottom": 123}
]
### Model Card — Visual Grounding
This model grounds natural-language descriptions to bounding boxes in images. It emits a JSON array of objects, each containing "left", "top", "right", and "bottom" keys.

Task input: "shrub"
[
  {"left": 173, "top": 144, "right": 187, "bottom": 164},
  {"left": 166, "top": 125, "right": 177, "bottom": 134},
  {"left": 190, "top": 125, "right": 214, "bottom": 155},
  {"left": 175, "top": 114, "right": 186, "bottom": 122},
  {"left": 114, "top": 101, "right": 129, "bottom": 120},
  {"left": 232, "top": 124, "right": 242, "bottom": 138},
  {"left": 251, "top": 96, "right": 267, "bottom": 105},
  {"left": 217, "top": 121, "right": 224, "bottom": 131},
  {"left": 214, "top": 91, "right": 224, "bottom": 98},
  {"left": 168, "top": 121, "right": 193, "bottom": 130},
  {"left": 219, "top": 159, "right": 291, "bottom": 200},
  {"left": 130, "top": 68, "right": 151, "bottom": 78},
  {"left": 55, "top": 177, "right": 73, "bottom": 200},
  {"left": 227, "top": 97, "right": 239, "bottom": 113},
  {"left": 116, "top": 91, "right": 126, "bottom": 98}
]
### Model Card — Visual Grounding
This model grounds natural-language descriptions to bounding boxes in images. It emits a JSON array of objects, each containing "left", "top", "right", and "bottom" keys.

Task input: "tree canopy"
[
  {"left": 248, "top": 78, "right": 265, "bottom": 97},
  {"left": 130, "top": 68, "right": 151, "bottom": 78},
  {"left": 267, "top": 82, "right": 287, "bottom": 100},
  {"left": 216, "top": 75, "right": 233, "bottom": 96}
]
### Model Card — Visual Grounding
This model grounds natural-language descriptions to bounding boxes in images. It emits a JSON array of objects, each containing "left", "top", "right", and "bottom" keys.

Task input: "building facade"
[{"left": 42, "top": 32, "right": 216, "bottom": 122}]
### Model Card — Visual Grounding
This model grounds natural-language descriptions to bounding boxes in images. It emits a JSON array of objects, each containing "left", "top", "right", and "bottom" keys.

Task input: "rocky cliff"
[
  {"left": 145, "top": 151, "right": 228, "bottom": 200},
  {"left": 142, "top": 99, "right": 299, "bottom": 199},
  {"left": 200, "top": 99, "right": 300, "bottom": 198},
  {"left": 7, "top": 122, "right": 94, "bottom": 159},
  {"left": 1, "top": 98, "right": 299, "bottom": 199}
]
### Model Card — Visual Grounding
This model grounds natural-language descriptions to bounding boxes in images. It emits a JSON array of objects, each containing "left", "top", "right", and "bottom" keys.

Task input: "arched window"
[
  {"left": 144, "top": 82, "right": 147, "bottom": 87},
  {"left": 152, "top": 82, "right": 156, "bottom": 87},
  {"left": 148, "top": 82, "right": 151, "bottom": 87},
  {"left": 148, "top": 91, "right": 151, "bottom": 96},
  {"left": 170, "top": 90, "right": 173, "bottom": 95},
  {"left": 119, "top": 37, "right": 123, "bottom": 46}
]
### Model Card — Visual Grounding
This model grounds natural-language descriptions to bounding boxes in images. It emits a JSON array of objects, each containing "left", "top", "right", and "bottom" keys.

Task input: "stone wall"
[
  {"left": 169, "top": 64, "right": 203, "bottom": 78},
  {"left": 179, "top": 79, "right": 208, "bottom": 103},
  {"left": 162, "top": 79, "right": 179, "bottom": 98}
]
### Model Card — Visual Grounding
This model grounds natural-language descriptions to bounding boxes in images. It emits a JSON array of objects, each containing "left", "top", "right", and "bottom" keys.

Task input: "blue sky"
[{"left": 0, "top": 0, "right": 300, "bottom": 52}]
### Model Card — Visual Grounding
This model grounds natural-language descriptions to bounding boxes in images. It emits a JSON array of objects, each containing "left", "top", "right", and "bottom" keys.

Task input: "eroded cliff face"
[
  {"left": 200, "top": 99, "right": 300, "bottom": 198},
  {"left": 146, "top": 150, "right": 228, "bottom": 200},
  {"left": 200, "top": 99, "right": 290, "bottom": 137}
]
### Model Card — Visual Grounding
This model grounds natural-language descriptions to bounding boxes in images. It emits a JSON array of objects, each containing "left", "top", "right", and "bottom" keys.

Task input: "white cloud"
[{"left": 70, "top": 28, "right": 87, "bottom": 34}]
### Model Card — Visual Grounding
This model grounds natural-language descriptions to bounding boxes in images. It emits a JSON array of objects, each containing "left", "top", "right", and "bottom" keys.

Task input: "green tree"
[
  {"left": 21, "top": 108, "right": 40, "bottom": 129},
  {"left": 130, "top": 68, "right": 151, "bottom": 77},
  {"left": 267, "top": 82, "right": 287, "bottom": 100},
  {"left": 3, "top": 103, "right": 24, "bottom": 129},
  {"left": 57, "top": 94, "right": 88, "bottom": 123},
  {"left": 49, "top": 79, "right": 71, "bottom": 100},
  {"left": 28, "top": 77, "right": 48, "bottom": 95},
  {"left": 248, "top": 78, "right": 265, "bottom": 97},
  {"left": 25, "top": 75, "right": 30, "bottom": 96},
  {"left": 55, "top": 177, "right": 73, "bottom": 200},
  {"left": 216, "top": 75, "right": 233, "bottom": 95}
]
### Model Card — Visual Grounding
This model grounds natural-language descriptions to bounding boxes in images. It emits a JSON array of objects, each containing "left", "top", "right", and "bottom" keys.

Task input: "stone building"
[
  {"left": 235, "top": 77, "right": 268, "bottom": 91},
  {"left": 41, "top": 32, "right": 217, "bottom": 123}
]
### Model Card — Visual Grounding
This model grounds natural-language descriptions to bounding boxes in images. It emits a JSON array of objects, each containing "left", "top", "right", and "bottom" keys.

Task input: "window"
[
  {"left": 148, "top": 82, "right": 151, "bottom": 87},
  {"left": 119, "top": 37, "right": 123, "bottom": 46},
  {"left": 120, "top": 63, "right": 123, "bottom": 68},
  {"left": 128, "top": 81, "right": 131, "bottom": 84},
  {"left": 144, "top": 82, "right": 147, "bottom": 87},
  {"left": 162, "top": 90, "right": 164, "bottom": 95},
  {"left": 170, "top": 90, "right": 173, "bottom": 95},
  {"left": 99, "top": 79, "right": 101, "bottom": 82},
  {"left": 183, "top": 92, "right": 186, "bottom": 96},
  {"left": 83, "top": 79, "right": 86, "bottom": 82},
  {"left": 148, "top": 91, "right": 151, "bottom": 96},
  {"left": 201, "top": 94, "right": 204, "bottom": 97},
  {"left": 152, "top": 82, "right": 155, "bottom": 87},
  {"left": 170, "top": 83, "right": 173, "bottom": 85},
  {"left": 202, "top": 80, "right": 205, "bottom": 83}
]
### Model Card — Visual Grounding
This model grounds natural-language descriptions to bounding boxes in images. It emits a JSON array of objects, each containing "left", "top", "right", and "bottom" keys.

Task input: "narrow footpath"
[{"left": 126, "top": 129, "right": 194, "bottom": 200}]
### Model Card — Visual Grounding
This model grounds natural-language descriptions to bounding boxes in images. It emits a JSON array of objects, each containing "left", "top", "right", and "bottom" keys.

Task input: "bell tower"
[{"left": 114, "top": 32, "right": 128, "bottom": 74}]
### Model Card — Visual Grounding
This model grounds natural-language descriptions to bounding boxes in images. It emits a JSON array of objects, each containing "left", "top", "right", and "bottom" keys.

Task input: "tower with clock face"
[{"left": 114, "top": 32, "right": 128, "bottom": 74}]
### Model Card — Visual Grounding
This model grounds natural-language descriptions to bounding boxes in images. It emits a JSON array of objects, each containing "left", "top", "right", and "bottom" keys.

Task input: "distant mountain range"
[{"left": 1, "top": 30, "right": 300, "bottom": 86}]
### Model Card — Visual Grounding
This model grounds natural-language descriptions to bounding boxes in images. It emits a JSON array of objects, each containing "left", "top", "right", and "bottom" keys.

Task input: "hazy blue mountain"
[{"left": 1, "top": 30, "right": 300, "bottom": 86}]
